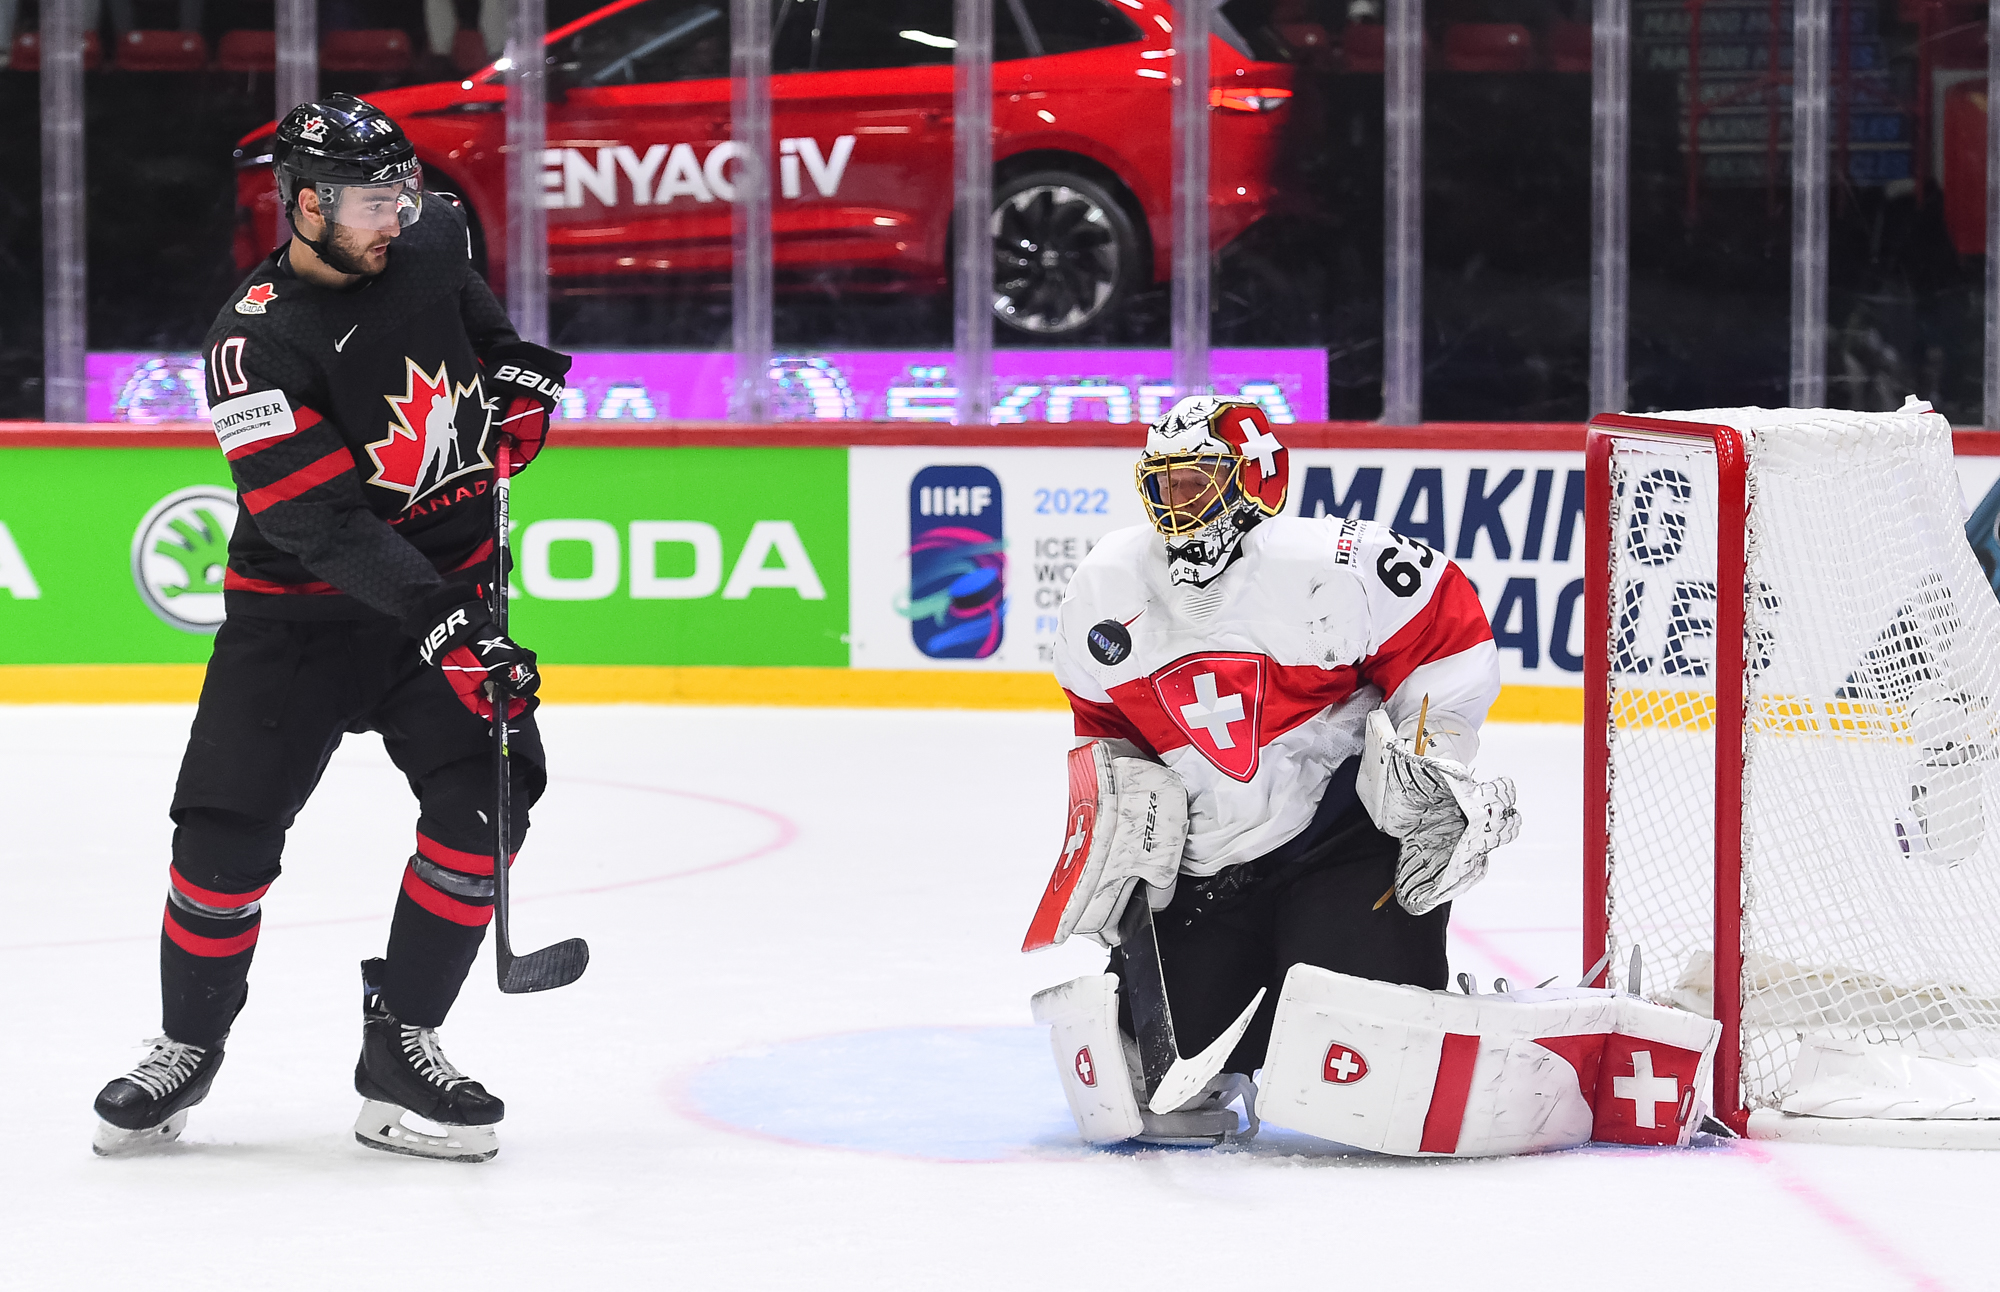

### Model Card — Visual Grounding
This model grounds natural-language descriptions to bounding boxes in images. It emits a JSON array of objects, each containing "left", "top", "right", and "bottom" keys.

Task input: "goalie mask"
[{"left": 1135, "top": 396, "right": 1290, "bottom": 586}]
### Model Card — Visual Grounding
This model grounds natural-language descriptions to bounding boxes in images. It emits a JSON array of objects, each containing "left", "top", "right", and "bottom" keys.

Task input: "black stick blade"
[{"left": 498, "top": 938, "right": 590, "bottom": 994}]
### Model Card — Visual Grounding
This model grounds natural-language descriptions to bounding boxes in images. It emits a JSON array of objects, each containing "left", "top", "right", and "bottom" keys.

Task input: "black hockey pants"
[
  {"left": 1110, "top": 758, "right": 1451, "bottom": 1076},
  {"left": 161, "top": 613, "right": 545, "bottom": 1048}
]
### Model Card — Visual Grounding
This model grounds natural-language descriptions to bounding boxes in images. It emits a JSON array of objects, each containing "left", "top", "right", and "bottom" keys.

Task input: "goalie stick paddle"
[
  {"left": 1116, "top": 895, "right": 1264, "bottom": 1115},
  {"left": 488, "top": 439, "right": 589, "bottom": 994}
]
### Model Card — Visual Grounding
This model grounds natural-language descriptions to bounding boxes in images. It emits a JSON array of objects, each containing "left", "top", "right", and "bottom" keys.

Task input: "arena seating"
[
  {"left": 318, "top": 28, "right": 414, "bottom": 73},
  {"left": 452, "top": 28, "right": 492, "bottom": 75},
  {"left": 1546, "top": 21, "right": 1592, "bottom": 72},
  {"left": 215, "top": 29, "right": 277, "bottom": 73},
  {"left": 113, "top": 29, "right": 208, "bottom": 72},
  {"left": 1441, "top": 23, "right": 1535, "bottom": 72},
  {"left": 9, "top": 30, "right": 105, "bottom": 71}
]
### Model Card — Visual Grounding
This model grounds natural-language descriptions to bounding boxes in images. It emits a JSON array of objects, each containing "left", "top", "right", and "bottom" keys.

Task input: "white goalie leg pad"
[
  {"left": 1590, "top": 997, "right": 1721, "bottom": 1146},
  {"left": 1260, "top": 967, "right": 1723, "bottom": 1155},
  {"left": 1261, "top": 966, "right": 1612, "bottom": 1156},
  {"left": 1031, "top": 974, "right": 1143, "bottom": 1144}
]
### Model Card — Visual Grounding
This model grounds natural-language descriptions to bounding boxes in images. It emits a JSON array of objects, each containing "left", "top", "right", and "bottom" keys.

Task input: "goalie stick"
[
  {"left": 488, "top": 439, "right": 589, "bottom": 993},
  {"left": 1116, "top": 895, "right": 1264, "bottom": 1115}
]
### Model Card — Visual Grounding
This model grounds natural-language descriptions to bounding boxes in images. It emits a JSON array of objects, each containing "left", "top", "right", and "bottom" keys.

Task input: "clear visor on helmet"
[
  {"left": 1135, "top": 453, "right": 1241, "bottom": 538},
  {"left": 314, "top": 167, "right": 423, "bottom": 234}
]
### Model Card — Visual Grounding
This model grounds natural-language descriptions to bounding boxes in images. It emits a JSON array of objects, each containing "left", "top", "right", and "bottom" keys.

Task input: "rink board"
[{"left": 2, "top": 425, "right": 1996, "bottom": 711}]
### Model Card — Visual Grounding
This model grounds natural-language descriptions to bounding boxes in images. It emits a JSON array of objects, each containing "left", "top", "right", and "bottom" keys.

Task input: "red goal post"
[{"left": 1582, "top": 413, "right": 1750, "bottom": 1132}]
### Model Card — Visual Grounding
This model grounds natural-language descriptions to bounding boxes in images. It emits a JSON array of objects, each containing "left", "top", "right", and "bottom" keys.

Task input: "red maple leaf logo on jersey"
[
  {"left": 365, "top": 357, "right": 489, "bottom": 507},
  {"left": 235, "top": 283, "right": 278, "bottom": 315}
]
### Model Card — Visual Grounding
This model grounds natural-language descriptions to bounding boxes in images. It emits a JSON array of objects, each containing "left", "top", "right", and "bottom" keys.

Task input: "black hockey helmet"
[{"left": 273, "top": 92, "right": 423, "bottom": 232}]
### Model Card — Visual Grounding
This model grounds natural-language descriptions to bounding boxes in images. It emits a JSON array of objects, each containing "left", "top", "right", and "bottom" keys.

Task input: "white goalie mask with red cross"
[{"left": 1134, "top": 396, "right": 1290, "bottom": 586}]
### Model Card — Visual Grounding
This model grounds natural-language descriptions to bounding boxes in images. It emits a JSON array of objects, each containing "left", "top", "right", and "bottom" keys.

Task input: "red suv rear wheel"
[{"left": 991, "top": 169, "right": 1141, "bottom": 337}]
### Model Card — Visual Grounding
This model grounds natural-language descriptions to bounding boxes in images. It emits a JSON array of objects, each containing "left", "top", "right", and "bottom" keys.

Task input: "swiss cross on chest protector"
[{"left": 1151, "top": 653, "right": 1267, "bottom": 782}]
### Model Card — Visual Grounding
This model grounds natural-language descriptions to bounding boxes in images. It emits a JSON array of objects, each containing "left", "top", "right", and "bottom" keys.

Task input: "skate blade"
[
  {"left": 92, "top": 1109, "right": 189, "bottom": 1157},
  {"left": 353, "top": 1099, "right": 497, "bottom": 1163}
]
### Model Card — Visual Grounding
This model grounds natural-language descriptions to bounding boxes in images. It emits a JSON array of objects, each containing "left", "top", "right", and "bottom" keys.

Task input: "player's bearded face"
[{"left": 313, "top": 184, "right": 407, "bottom": 276}]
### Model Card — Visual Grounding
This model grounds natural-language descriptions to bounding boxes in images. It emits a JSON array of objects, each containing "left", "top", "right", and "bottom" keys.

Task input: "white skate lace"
[
  {"left": 399, "top": 1025, "right": 469, "bottom": 1090},
  {"left": 123, "top": 1037, "right": 205, "bottom": 1100}
]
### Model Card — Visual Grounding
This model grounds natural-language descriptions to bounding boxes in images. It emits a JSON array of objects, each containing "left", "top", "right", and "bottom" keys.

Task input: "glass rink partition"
[{"left": 6, "top": 0, "right": 2000, "bottom": 426}]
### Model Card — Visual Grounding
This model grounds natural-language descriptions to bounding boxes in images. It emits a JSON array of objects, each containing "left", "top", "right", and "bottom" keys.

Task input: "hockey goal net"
[{"left": 1585, "top": 403, "right": 2000, "bottom": 1142}]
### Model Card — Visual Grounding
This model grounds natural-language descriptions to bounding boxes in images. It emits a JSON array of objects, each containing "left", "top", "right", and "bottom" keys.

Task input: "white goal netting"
[{"left": 1600, "top": 403, "right": 2000, "bottom": 1116}]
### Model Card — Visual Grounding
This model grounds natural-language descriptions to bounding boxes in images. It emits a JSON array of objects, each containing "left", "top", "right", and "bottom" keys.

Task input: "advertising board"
[
  {"left": 0, "top": 445, "right": 847, "bottom": 671},
  {"left": 84, "top": 348, "right": 1328, "bottom": 425},
  {"left": 6, "top": 432, "right": 1998, "bottom": 714},
  {"left": 848, "top": 446, "right": 1592, "bottom": 693}
]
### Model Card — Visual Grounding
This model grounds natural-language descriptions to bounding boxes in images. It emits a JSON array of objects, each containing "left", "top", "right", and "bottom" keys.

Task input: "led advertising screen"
[{"left": 83, "top": 348, "right": 1328, "bottom": 425}]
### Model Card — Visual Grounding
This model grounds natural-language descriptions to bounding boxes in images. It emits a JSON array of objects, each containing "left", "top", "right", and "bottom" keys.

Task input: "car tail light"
[{"left": 1210, "top": 86, "right": 1292, "bottom": 113}]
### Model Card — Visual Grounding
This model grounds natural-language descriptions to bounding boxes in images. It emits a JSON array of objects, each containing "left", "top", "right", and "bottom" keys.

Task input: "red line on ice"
[
  {"left": 0, "top": 780, "right": 796, "bottom": 953},
  {"left": 1735, "top": 1140, "right": 1953, "bottom": 1292}
]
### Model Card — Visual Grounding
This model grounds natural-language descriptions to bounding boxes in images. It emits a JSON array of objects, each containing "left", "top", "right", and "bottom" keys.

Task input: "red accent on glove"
[
  {"left": 440, "top": 644, "right": 531, "bottom": 721},
  {"left": 498, "top": 396, "right": 549, "bottom": 467}
]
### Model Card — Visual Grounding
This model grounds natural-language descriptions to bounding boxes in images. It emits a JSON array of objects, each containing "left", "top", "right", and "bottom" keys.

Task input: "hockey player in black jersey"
[{"left": 92, "top": 94, "right": 573, "bottom": 1162}]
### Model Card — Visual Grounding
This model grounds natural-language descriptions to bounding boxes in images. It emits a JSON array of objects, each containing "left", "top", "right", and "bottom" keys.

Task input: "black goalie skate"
[
  {"left": 92, "top": 1038, "right": 225, "bottom": 1156},
  {"left": 353, "top": 958, "right": 503, "bottom": 1162}
]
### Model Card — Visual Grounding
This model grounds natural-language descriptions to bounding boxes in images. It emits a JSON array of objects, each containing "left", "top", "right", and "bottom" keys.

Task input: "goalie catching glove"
[
  {"left": 1356, "top": 707, "right": 1519, "bottom": 914},
  {"left": 1022, "top": 741, "right": 1190, "bottom": 951}
]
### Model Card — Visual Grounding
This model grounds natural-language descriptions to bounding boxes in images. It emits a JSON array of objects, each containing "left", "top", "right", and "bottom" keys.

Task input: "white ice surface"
[{"left": 0, "top": 707, "right": 1990, "bottom": 1290}]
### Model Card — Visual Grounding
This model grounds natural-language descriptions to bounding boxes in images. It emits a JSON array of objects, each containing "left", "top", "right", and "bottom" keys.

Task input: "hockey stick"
[
  {"left": 1116, "top": 895, "right": 1263, "bottom": 1115},
  {"left": 488, "top": 439, "right": 589, "bottom": 994}
]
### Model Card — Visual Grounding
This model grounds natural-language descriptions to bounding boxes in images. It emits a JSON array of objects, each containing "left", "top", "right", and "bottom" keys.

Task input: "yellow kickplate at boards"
[
  {"left": 0, "top": 665, "right": 208, "bottom": 703},
  {"left": 0, "top": 663, "right": 1588, "bottom": 722}
]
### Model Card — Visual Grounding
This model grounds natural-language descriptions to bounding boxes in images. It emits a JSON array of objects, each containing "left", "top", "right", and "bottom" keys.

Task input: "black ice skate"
[
  {"left": 353, "top": 958, "right": 503, "bottom": 1162},
  {"left": 92, "top": 1038, "right": 225, "bottom": 1156}
]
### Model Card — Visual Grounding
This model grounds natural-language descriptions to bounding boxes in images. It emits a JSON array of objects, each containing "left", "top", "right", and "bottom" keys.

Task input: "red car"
[{"left": 236, "top": 0, "right": 1294, "bottom": 337}]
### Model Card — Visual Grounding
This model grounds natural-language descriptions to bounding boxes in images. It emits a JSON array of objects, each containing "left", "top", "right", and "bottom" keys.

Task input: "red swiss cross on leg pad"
[
  {"left": 1075, "top": 1046, "right": 1097, "bottom": 1087},
  {"left": 1590, "top": 1035, "right": 1703, "bottom": 1145},
  {"left": 1151, "top": 653, "right": 1267, "bottom": 782},
  {"left": 1321, "top": 1042, "right": 1369, "bottom": 1084}
]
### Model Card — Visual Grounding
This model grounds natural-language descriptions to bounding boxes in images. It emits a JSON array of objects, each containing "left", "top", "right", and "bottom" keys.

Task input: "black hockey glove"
[
  {"left": 482, "top": 340, "right": 572, "bottom": 471},
  {"left": 406, "top": 588, "right": 538, "bottom": 721}
]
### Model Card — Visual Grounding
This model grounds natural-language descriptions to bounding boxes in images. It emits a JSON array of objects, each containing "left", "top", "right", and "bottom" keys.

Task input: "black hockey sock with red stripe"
[
  {"left": 159, "top": 810, "right": 283, "bottom": 1048},
  {"left": 380, "top": 828, "right": 511, "bottom": 1027}
]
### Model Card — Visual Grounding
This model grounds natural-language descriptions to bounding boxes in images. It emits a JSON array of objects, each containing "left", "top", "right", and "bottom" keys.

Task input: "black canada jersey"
[{"left": 199, "top": 194, "right": 518, "bottom": 624}]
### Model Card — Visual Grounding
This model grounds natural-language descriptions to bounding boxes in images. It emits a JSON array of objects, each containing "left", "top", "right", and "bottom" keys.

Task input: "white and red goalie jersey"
[{"left": 1052, "top": 514, "right": 1500, "bottom": 877}]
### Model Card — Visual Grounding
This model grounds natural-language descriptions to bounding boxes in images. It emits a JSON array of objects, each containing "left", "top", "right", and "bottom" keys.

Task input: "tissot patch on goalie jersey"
[
  {"left": 366, "top": 357, "right": 491, "bottom": 507},
  {"left": 208, "top": 389, "right": 297, "bottom": 456},
  {"left": 1150, "top": 653, "right": 1267, "bottom": 781}
]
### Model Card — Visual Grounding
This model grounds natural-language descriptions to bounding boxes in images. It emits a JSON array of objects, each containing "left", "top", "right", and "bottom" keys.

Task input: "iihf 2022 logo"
[{"left": 899, "top": 465, "right": 1006, "bottom": 659}]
